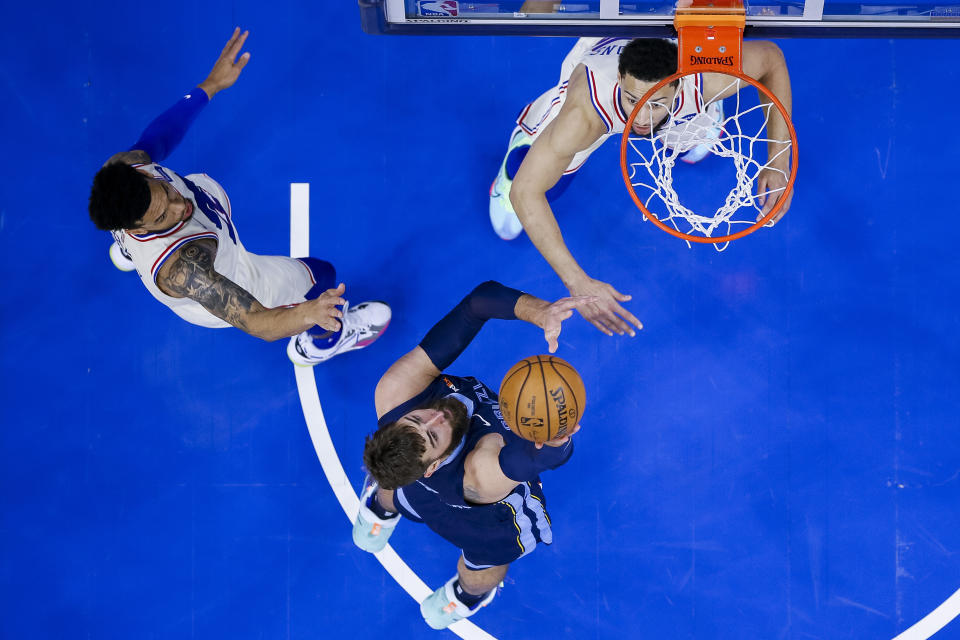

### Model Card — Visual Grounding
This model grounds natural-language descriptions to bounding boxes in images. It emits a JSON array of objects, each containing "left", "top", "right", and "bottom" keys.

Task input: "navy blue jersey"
[
  {"left": 379, "top": 374, "right": 525, "bottom": 504},
  {"left": 379, "top": 374, "right": 553, "bottom": 569}
]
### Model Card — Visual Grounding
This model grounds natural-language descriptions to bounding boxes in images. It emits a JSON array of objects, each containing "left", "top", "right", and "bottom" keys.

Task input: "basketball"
[{"left": 498, "top": 355, "right": 586, "bottom": 443}]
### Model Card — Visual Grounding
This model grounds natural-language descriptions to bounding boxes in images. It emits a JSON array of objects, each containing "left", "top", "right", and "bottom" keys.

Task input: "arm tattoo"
[{"left": 159, "top": 240, "right": 261, "bottom": 330}]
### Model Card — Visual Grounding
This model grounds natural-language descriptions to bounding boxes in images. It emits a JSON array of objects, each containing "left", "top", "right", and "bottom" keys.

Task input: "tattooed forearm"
[{"left": 159, "top": 240, "right": 262, "bottom": 331}]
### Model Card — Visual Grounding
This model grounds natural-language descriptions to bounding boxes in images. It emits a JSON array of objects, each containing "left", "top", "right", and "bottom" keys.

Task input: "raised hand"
[
  {"left": 567, "top": 277, "right": 642, "bottom": 337},
  {"left": 199, "top": 27, "right": 251, "bottom": 99},
  {"left": 304, "top": 283, "right": 346, "bottom": 333},
  {"left": 756, "top": 166, "right": 793, "bottom": 225},
  {"left": 538, "top": 296, "right": 597, "bottom": 353}
]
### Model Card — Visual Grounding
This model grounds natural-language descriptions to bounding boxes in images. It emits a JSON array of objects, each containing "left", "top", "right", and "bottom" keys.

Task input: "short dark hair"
[
  {"left": 618, "top": 39, "right": 678, "bottom": 83},
  {"left": 88, "top": 163, "right": 151, "bottom": 231},
  {"left": 363, "top": 422, "right": 429, "bottom": 491}
]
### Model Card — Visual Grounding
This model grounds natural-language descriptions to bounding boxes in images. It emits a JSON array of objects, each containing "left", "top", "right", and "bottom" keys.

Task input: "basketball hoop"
[{"left": 620, "top": 0, "right": 798, "bottom": 248}]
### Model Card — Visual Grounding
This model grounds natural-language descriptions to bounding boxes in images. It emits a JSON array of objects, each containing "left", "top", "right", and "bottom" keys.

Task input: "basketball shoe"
[
  {"left": 680, "top": 100, "right": 724, "bottom": 165},
  {"left": 489, "top": 127, "right": 532, "bottom": 241},
  {"left": 420, "top": 575, "right": 498, "bottom": 630},
  {"left": 352, "top": 475, "right": 400, "bottom": 553},
  {"left": 109, "top": 241, "right": 136, "bottom": 272},
  {"left": 286, "top": 300, "right": 391, "bottom": 366}
]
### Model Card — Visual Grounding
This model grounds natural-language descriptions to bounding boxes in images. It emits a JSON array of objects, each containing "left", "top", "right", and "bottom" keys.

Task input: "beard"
[{"left": 425, "top": 396, "right": 470, "bottom": 458}]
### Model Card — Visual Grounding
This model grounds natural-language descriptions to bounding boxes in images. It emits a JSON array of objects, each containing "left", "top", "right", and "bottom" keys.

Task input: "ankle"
[
  {"left": 366, "top": 491, "right": 397, "bottom": 520},
  {"left": 453, "top": 579, "right": 493, "bottom": 610}
]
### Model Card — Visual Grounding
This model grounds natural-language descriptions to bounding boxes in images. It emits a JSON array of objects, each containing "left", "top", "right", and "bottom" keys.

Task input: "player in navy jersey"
[
  {"left": 354, "top": 281, "right": 592, "bottom": 629},
  {"left": 87, "top": 28, "right": 389, "bottom": 365}
]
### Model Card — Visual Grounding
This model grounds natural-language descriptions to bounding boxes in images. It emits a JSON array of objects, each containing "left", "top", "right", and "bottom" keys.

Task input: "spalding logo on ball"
[{"left": 498, "top": 355, "right": 586, "bottom": 442}]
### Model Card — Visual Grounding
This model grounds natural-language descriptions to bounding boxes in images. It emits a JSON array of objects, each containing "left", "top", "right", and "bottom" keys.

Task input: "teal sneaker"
[
  {"left": 489, "top": 128, "right": 532, "bottom": 240},
  {"left": 420, "top": 575, "right": 498, "bottom": 630},
  {"left": 351, "top": 476, "right": 400, "bottom": 553}
]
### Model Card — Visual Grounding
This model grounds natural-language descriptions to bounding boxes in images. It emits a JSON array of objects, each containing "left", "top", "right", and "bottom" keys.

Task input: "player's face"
[
  {"left": 399, "top": 409, "right": 456, "bottom": 463},
  {"left": 618, "top": 74, "right": 676, "bottom": 137},
  {"left": 397, "top": 397, "right": 470, "bottom": 471},
  {"left": 131, "top": 179, "right": 195, "bottom": 233}
]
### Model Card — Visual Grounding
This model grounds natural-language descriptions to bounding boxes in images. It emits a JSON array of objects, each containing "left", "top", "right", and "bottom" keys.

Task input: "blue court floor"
[{"left": 1, "top": 3, "right": 958, "bottom": 639}]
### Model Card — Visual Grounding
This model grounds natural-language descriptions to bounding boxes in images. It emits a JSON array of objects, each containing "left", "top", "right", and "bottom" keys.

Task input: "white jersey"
[
  {"left": 111, "top": 164, "right": 316, "bottom": 328},
  {"left": 516, "top": 37, "right": 721, "bottom": 173}
]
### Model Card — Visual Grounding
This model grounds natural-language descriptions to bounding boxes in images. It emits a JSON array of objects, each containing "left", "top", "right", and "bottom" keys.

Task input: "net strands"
[{"left": 625, "top": 75, "right": 792, "bottom": 250}]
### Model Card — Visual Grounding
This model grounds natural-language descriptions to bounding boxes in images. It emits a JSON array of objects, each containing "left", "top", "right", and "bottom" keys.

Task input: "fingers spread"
[
  {"left": 587, "top": 315, "right": 614, "bottom": 337},
  {"left": 618, "top": 303, "right": 641, "bottom": 329},
  {"left": 221, "top": 27, "right": 241, "bottom": 55},
  {"left": 230, "top": 30, "right": 249, "bottom": 58},
  {"left": 589, "top": 320, "right": 613, "bottom": 336}
]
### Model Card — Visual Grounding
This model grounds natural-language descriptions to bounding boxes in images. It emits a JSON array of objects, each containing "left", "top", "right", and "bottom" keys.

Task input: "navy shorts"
[{"left": 394, "top": 480, "right": 553, "bottom": 570}]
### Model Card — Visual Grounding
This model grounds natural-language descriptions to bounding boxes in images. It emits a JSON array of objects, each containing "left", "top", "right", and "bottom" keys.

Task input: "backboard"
[{"left": 359, "top": 0, "right": 960, "bottom": 37}]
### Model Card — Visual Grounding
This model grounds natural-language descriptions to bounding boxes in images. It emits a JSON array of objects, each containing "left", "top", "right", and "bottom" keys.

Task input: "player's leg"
[
  {"left": 489, "top": 126, "right": 579, "bottom": 241},
  {"left": 420, "top": 556, "right": 507, "bottom": 630},
  {"left": 287, "top": 257, "right": 391, "bottom": 366},
  {"left": 456, "top": 556, "right": 508, "bottom": 599}
]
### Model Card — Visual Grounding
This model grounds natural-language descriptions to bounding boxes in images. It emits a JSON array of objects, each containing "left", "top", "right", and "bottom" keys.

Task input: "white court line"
[
  {"left": 289, "top": 183, "right": 496, "bottom": 640},
  {"left": 289, "top": 184, "right": 958, "bottom": 640},
  {"left": 893, "top": 589, "right": 960, "bottom": 640}
]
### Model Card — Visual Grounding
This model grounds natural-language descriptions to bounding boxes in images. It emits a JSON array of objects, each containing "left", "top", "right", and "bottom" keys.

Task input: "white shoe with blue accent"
[
  {"left": 420, "top": 575, "right": 497, "bottom": 630},
  {"left": 352, "top": 476, "right": 400, "bottom": 553},
  {"left": 489, "top": 128, "right": 532, "bottom": 241},
  {"left": 109, "top": 241, "right": 136, "bottom": 272},
  {"left": 287, "top": 300, "right": 391, "bottom": 366},
  {"left": 679, "top": 142, "right": 714, "bottom": 164},
  {"left": 681, "top": 99, "right": 724, "bottom": 164}
]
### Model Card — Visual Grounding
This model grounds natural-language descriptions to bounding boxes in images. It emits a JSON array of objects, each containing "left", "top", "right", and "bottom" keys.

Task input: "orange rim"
[{"left": 619, "top": 69, "right": 798, "bottom": 244}]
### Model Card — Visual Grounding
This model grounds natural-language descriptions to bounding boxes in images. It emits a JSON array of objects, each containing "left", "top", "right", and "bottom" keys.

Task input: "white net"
[{"left": 623, "top": 73, "right": 793, "bottom": 250}]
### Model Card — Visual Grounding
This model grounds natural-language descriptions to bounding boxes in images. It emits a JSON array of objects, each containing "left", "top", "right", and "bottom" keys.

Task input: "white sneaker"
[
  {"left": 681, "top": 99, "right": 724, "bottom": 165},
  {"left": 286, "top": 300, "right": 391, "bottom": 366},
  {"left": 109, "top": 241, "right": 136, "bottom": 272},
  {"left": 352, "top": 475, "right": 400, "bottom": 553},
  {"left": 420, "top": 575, "right": 498, "bottom": 630},
  {"left": 489, "top": 128, "right": 532, "bottom": 241}
]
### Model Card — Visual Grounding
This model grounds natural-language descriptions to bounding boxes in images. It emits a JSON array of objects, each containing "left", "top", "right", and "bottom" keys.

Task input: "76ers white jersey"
[
  {"left": 516, "top": 37, "right": 721, "bottom": 173},
  {"left": 111, "top": 164, "right": 316, "bottom": 328}
]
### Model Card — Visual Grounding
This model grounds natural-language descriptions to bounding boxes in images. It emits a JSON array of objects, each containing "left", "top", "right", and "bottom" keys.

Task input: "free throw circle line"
[{"left": 289, "top": 183, "right": 495, "bottom": 640}]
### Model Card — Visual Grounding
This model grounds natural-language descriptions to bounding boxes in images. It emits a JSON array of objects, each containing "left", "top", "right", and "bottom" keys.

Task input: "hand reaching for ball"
[
  {"left": 535, "top": 424, "right": 581, "bottom": 449},
  {"left": 540, "top": 296, "right": 598, "bottom": 353}
]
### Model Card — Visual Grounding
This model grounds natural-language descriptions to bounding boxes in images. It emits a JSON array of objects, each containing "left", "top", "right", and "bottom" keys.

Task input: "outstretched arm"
[
  {"left": 156, "top": 238, "right": 343, "bottom": 341},
  {"left": 103, "top": 28, "right": 251, "bottom": 167},
  {"left": 741, "top": 41, "right": 793, "bottom": 222},
  {"left": 374, "top": 282, "right": 593, "bottom": 417},
  {"left": 511, "top": 68, "right": 643, "bottom": 337}
]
